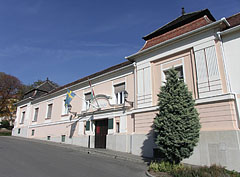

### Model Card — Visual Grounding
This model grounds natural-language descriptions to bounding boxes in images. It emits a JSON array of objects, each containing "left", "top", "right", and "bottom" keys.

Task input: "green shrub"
[
  {"left": 171, "top": 165, "right": 240, "bottom": 177},
  {"left": 149, "top": 161, "right": 184, "bottom": 173},
  {"left": 0, "top": 132, "right": 11, "bottom": 136},
  {"left": 1, "top": 120, "right": 10, "bottom": 128},
  {"left": 149, "top": 162, "right": 240, "bottom": 177}
]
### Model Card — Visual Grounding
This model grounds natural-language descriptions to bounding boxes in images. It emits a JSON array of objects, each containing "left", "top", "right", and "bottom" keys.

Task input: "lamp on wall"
[
  {"left": 124, "top": 91, "right": 134, "bottom": 107},
  {"left": 68, "top": 104, "right": 72, "bottom": 111},
  {"left": 124, "top": 91, "right": 128, "bottom": 99}
]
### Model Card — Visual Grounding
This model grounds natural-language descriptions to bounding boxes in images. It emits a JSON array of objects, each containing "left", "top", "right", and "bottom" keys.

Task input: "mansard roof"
[
  {"left": 140, "top": 9, "right": 216, "bottom": 51},
  {"left": 23, "top": 79, "right": 58, "bottom": 99},
  {"left": 143, "top": 9, "right": 215, "bottom": 41}
]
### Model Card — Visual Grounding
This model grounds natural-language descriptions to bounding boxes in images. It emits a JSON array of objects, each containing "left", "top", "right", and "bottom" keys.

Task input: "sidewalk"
[{"left": 10, "top": 136, "right": 152, "bottom": 165}]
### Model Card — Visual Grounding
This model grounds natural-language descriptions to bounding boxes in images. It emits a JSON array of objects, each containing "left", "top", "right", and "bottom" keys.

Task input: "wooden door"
[{"left": 95, "top": 119, "right": 108, "bottom": 148}]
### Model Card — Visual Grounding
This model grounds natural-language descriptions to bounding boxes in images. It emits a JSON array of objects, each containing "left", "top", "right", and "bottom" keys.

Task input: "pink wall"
[{"left": 24, "top": 72, "right": 134, "bottom": 138}]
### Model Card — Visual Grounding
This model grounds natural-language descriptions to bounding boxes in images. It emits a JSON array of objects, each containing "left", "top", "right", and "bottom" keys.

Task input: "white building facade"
[{"left": 13, "top": 10, "right": 240, "bottom": 171}]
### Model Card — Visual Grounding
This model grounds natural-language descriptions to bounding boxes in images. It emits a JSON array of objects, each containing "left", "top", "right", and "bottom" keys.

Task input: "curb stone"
[
  {"left": 8, "top": 136, "right": 151, "bottom": 164},
  {"left": 145, "top": 170, "right": 155, "bottom": 177}
]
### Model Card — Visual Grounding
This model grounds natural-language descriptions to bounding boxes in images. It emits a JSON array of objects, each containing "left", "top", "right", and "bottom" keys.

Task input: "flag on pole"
[
  {"left": 88, "top": 80, "right": 95, "bottom": 100},
  {"left": 65, "top": 89, "right": 76, "bottom": 107}
]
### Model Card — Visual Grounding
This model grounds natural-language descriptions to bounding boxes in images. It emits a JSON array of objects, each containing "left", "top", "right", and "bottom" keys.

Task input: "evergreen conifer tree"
[{"left": 154, "top": 68, "right": 200, "bottom": 164}]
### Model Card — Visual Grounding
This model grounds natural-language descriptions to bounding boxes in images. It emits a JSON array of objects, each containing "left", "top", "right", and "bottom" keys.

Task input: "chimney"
[{"left": 181, "top": 7, "right": 185, "bottom": 15}]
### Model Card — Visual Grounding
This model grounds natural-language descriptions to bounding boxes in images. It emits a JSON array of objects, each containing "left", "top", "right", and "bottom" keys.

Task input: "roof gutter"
[
  {"left": 218, "top": 24, "right": 240, "bottom": 36},
  {"left": 15, "top": 97, "right": 34, "bottom": 106},
  {"left": 125, "top": 18, "right": 230, "bottom": 61}
]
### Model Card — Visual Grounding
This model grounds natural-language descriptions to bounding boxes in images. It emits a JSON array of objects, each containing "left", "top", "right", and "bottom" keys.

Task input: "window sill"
[
  {"left": 31, "top": 122, "right": 37, "bottom": 125},
  {"left": 45, "top": 117, "right": 51, "bottom": 120},
  {"left": 61, "top": 114, "right": 69, "bottom": 117},
  {"left": 44, "top": 119, "right": 52, "bottom": 123},
  {"left": 115, "top": 103, "right": 125, "bottom": 106}
]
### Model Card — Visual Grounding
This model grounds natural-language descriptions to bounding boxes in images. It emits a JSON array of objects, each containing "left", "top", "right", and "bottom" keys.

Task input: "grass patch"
[
  {"left": 0, "top": 132, "right": 11, "bottom": 136},
  {"left": 149, "top": 161, "right": 240, "bottom": 177}
]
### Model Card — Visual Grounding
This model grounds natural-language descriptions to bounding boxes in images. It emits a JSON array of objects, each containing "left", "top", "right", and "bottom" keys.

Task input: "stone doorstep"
[{"left": 9, "top": 136, "right": 152, "bottom": 164}]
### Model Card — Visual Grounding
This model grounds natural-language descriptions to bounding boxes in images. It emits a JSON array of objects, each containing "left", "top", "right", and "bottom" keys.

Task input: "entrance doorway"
[{"left": 95, "top": 119, "right": 108, "bottom": 148}]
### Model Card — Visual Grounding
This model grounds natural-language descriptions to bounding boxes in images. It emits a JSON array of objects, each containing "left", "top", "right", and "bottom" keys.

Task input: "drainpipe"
[
  {"left": 217, "top": 31, "right": 232, "bottom": 93},
  {"left": 133, "top": 62, "right": 137, "bottom": 109},
  {"left": 130, "top": 62, "right": 137, "bottom": 154},
  {"left": 234, "top": 94, "right": 240, "bottom": 129}
]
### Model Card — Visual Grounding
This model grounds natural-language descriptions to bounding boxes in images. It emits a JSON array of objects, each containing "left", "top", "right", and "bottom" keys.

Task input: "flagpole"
[
  {"left": 75, "top": 93, "right": 100, "bottom": 110},
  {"left": 88, "top": 78, "right": 100, "bottom": 108}
]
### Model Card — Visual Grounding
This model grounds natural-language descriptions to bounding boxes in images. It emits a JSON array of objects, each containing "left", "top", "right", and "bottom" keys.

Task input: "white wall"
[{"left": 222, "top": 30, "right": 240, "bottom": 94}]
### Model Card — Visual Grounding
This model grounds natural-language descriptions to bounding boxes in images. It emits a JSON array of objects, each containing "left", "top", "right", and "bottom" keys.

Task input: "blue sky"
[{"left": 0, "top": 0, "right": 239, "bottom": 86}]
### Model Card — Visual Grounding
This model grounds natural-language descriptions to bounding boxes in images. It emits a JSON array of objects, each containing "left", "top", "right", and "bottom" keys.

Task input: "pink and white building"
[{"left": 13, "top": 9, "right": 240, "bottom": 171}]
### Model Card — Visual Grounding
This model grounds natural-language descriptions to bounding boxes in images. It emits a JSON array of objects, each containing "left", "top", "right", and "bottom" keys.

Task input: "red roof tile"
[
  {"left": 141, "top": 16, "right": 212, "bottom": 51},
  {"left": 226, "top": 12, "right": 240, "bottom": 28}
]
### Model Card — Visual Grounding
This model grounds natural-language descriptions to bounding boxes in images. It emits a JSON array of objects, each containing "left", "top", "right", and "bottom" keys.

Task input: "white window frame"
[
  {"left": 20, "top": 111, "right": 25, "bottom": 124},
  {"left": 116, "top": 91, "right": 125, "bottom": 104},
  {"left": 86, "top": 100, "right": 90, "bottom": 110},
  {"left": 114, "top": 82, "right": 125, "bottom": 105},
  {"left": 116, "top": 122, "right": 120, "bottom": 133},
  {"left": 62, "top": 99, "right": 69, "bottom": 115},
  {"left": 46, "top": 103, "right": 53, "bottom": 119},
  {"left": 163, "top": 65, "right": 184, "bottom": 81},
  {"left": 33, "top": 107, "right": 39, "bottom": 122},
  {"left": 161, "top": 63, "right": 185, "bottom": 86},
  {"left": 84, "top": 92, "right": 91, "bottom": 110}
]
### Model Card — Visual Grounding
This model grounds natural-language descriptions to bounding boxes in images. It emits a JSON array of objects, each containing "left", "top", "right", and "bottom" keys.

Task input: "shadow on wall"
[{"left": 140, "top": 124, "right": 157, "bottom": 159}]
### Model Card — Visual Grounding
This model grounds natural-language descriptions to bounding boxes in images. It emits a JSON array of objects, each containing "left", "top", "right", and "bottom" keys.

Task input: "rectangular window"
[
  {"left": 85, "top": 92, "right": 91, "bottom": 110},
  {"left": 20, "top": 111, "right": 25, "bottom": 124},
  {"left": 33, "top": 108, "right": 39, "bottom": 122},
  {"left": 31, "top": 129, "right": 35, "bottom": 136},
  {"left": 85, "top": 121, "right": 90, "bottom": 131},
  {"left": 46, "top": 104, "right": 53, "bottom": 119},
  {"left": 18, "top": 128, "right": 21, "bottom": 134},
  {"left": 61, "top": 135, "right": 66, "bottom": 142},
  {"left": 164, "top": 66, "right": 184, "bottom": 80},
  {"left": 114, "top": 83, "right": 125, "bottom": 104},
  {"left": 116, "top": 122, "right": 120, "bottom": 133},
  {"left": 47, "top": 136, "right": 51, "bottom": 140},
  {"left": 62, "top": 99, "right": 69, "bottom": 115}
]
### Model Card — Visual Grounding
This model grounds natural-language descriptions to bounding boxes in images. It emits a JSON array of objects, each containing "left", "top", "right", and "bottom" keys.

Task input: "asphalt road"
[{"left": 0, "top": 137, "right": 146, "bottom": 177}]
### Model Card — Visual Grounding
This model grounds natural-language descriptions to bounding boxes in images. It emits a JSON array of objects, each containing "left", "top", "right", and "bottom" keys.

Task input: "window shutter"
[
  {"left": 108, "top": 119, "right": 113, "bottom": 129},
  {"left": 137, "top": 69, "right": 144, "bottom": 97},
  {"left": 114, "top": 83, "right": 125, "bottom": 94},
  {"left": 195, "top": 50, "right": 208, "bottom": 83},
  {"left": 205, "top": 46, "right": 220, "bottom": 81},
  {"left": 194, "top": 45, "right": 222, "bottom": 98}
]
